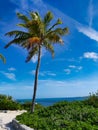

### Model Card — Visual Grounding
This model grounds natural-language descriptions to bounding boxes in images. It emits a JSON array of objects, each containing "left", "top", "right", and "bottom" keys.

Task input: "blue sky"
[{"left": 0, "top": 0, "right": 98, "bottom": 99}]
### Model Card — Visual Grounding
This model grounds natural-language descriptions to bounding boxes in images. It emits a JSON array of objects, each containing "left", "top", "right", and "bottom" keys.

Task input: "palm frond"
[
  {"left": 4, "top": 37, "right": 28, "bottom": 48},
  {"left": 0, "top": 54, "right": 6, "bottom": 63},
  {"left": 43, "top": 11, "right": 53, "bottom": 27},
  {"left": 46, "top": 33, "right": 61, "bottom": 43},
  {"left": 30, "top": 12, "right": 41, "bottom": 21},
  {"left": 17, "top": 23, "right": 27, "bottom": 28},
  {"left": 26, "top": 46, "right": 38, "bottom": 62},
  {"left": 48, "top": 27, "right": 69, "bottom": 36},
  {"left": 17, "top": 13, "right": 30, "bottom": 23},
  {"left": 26, "top": 20, "right": 44, "bottom": 37},
  {"left": 5, "top": 30, "right": 31, "bottom": 38},
  {"left": 34, "top": 12, "right": 41, "bottom": 21},
  {"left": 45, "top": 27, "right": 68, "bottom": 44},
  {"left": 47, "top": 18, "right": 63, "bottom": 32},
  {"left": 5, "top": 30, "right": 33, "bottom": 48},
  {"left": 43, "top": 40, "right": 54, "bottom": 57}
]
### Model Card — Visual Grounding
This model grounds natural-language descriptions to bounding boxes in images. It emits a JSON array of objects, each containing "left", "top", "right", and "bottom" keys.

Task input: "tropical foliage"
[
  {"left": 16, "top": 92, "right": 98, "bottom": 129},
  {"left": 83, "top": 91, "right": 98, "bottom": 108},
  {"left": 0, "top": 94, "right": 44, "bottom": 111},
  {"left": 0, "top": 94, "right": 21, "bottom": 110},
  {"left": 16, "top": 101, "right": 98, "bottom": 130},
  {"left": 5, "top": 11, "right": 68, "bottom": 112},
  {"left": 21, "top": 101, "right": 44, "bottom": 111},
  {"left": 0, "top": 53, "right": 6, "bottom": 63}
]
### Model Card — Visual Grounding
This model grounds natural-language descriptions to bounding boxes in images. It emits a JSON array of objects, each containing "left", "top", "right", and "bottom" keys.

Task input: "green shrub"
[
  {"left": 83, "top": 91, "right": 98, "bottom": 108},
  {"left": 0, "top": 94, "right": 22, "bottom": 110},
  {"left": 16, "top": 101, "right": 98, "bottom": 129},
  {"left": 21, "top": 102, "right": 44, "bottom": 111}
]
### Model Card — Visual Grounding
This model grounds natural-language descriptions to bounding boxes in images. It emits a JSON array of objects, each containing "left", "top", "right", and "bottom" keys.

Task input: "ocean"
[{"left": 17, "top": 97, "right": 88, "bottom": 106}]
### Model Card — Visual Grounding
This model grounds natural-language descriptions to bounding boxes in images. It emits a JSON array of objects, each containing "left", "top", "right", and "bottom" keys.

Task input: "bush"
[
  {"left": 16, "top": 101, "right": 98, "bottom": 129},
  {"left": 83, "top": 91, "right": 98, "bottom": 108},
  {"left": 0, "top": 94, "right": 22, "bottom": 110},
  {"left": 21, "top": 102, "right": 44, "bottom": 111}
]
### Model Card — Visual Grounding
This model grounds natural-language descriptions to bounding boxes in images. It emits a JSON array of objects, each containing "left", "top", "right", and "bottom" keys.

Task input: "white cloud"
[
  {"left": 64, "top": 69, "right": 71, "bottom": 75},
  {"left": 88, "top": 0, "right": 93, "bottom": 27},
  {"left": 8, "top": 67, "right": 16, "bottom": 71},
  {"left": 76, "top": 0, "right": 98, "bottom": 42},
  {"left": 33, "top": 0, "right": 45, "bottom": 6},
  {"left": 68, "top": 65, "right": 82, "bottom": 72},
  {"left": 0, "top": 82, "right": 33, "bottom": 99},
  {"left": 10, "top": 0, "right": 47, "bottom": 15},
  {"left": 83, "top": 52, "right": 98, "bottom": 61},
  {"left": 43, "top": 0, "right": 98, "bottom": 43},
  {"left": 30, "top": 70, "right": 35, "bottom": 75},
  {"left": 42, "top": 71, "right": 56, "bottom": 76},
  {"left": 33, "top": 0, "right": 43, "bottom": 4},
  {"left": 31, "top": 48, "right": 46, "bottom": 63},
  {"left": 78, "top": 66, "right": 83, "bottom": 70},
  {"left": 39, "top": 72, "right": 45, "bottom": 76},
  {"left": 21, "top": 0, "right": 29, "bottom": 10},
  {"left": 31, "top": 55, "right": 38, "bottom": 63},
  {"left": 37, "top": 76, "right": 98, "bottom": 98},
  {"left": 77, "top": 26, "right": 98, "bottom": 42},
  {"left": 30, "top": 70, "right": 56, "bottom": 76},
  {"left": 10, "top": 0, "right": 29, "bottom": 11},
  {"left": 0, "top": 71, "right": 16, "bottom": 80},
  {"left": 47, "top": 72, "right": 56, "bottom": 76},
  {"left": 1, "top": 75, "right": 98, "bottom": 98},
  {"left": 69, "top": 65, "right": 76, "bottom": 68}
]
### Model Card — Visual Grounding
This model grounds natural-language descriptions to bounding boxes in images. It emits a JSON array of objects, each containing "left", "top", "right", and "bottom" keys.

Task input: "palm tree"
[
  {"left": 5, "top": 11, "right": 69, "bottom": 113},
  {"left": 0, "top": 53, "right": 6, "bottom": 63}
]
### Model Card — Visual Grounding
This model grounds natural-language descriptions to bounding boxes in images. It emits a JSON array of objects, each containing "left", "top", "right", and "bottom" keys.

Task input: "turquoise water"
[{"left": 17, "top": 97, "right": 88, "bottom": 106}]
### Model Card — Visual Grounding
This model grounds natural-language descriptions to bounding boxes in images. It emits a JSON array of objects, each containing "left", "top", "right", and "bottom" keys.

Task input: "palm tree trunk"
[{"left": 31, "top": 45, "right": 41, "bottom": 113}]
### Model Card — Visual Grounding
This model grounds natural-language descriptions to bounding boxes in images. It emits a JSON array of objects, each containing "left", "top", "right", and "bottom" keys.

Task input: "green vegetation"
[
  {"left": 0, "top": 94, "right": 44, "bottom": 111},
  {"left": 0, "top": 94, "right": 21, "bottom": 110},
  {"left": 16, "top": 101, "right": 98, "bottom": 130},
  {"left": 22, "top": 102, "right": 44, "bottom": 111},
  {"left": 83, "top": 91, "right": 98, "bottom": 108},
  {"left": 1, "top": 93, "right": 98, "bottom": 129},
  {"left": 16, "top": 93, "right": 98, "bottom": 130},
  {"left": 5, "top": 11, "right": 68, "bottom": 113}
]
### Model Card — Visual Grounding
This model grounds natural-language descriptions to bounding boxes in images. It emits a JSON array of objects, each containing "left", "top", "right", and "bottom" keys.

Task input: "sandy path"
[{"left": 0, "top": 110, "right": 26, "bottom": 130}]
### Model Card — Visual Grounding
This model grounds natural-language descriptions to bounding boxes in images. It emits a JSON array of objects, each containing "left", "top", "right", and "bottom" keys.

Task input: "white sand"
[{"left": 0, "top": 110, "right": 26, "bottom": 130}]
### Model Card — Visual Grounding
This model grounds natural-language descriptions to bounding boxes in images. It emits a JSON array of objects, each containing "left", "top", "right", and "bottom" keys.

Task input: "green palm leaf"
[
  {"left": 17, "top": 13, "right": 30, "bottom": 23},
  {"left": 50, "top": 27, "right": 69, "bottom": 36},
  {"left": 47, "top": 18, "right": 63, "bottom": 33},
  {"left": 0, "top": 54, "right": 6, "bottom": 63},
  {"left": 43, "top": 40, "right": 54, "bottom": 57},
  {"left": 43, "top": 11, "right": 53, "bottom": 28},
  {"left": 5, "top": 30, "right": 31, "bottom": 38},
  {"left": 30, "top": 12, "right": 41, "bottom": 21},
  {"left": 4, "top": 37, "right": 28, "bottom": 48},
  {"left": 17, "top": 23, "right": 27, "bottom": 28}
]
